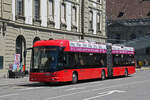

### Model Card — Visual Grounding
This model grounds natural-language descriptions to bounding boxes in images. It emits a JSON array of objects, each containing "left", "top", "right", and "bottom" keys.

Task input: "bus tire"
[
  {"left": 101, "top": 70, "right": 106, "bottom": 80},
  {"left": 72, "top": 72, "right": 78, "bottom": 84},
  {"left": 125, "top": 69, "right": 128, "bottom": 77}
]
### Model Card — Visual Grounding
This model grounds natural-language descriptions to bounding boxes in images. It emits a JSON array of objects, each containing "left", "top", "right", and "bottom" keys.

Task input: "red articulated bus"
[{"left": 29, "top": 39, "right": 136, "bottom": 84}]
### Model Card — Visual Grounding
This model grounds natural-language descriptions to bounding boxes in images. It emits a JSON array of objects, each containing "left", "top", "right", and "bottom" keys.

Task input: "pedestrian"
[{"left": 138, "top": 61, "right": 143, "bottom": 68}]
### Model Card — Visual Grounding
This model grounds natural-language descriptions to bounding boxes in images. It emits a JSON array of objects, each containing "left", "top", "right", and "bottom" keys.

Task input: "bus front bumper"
[{"left": 29, "top": 73, "right": 61, "bottom": 82}]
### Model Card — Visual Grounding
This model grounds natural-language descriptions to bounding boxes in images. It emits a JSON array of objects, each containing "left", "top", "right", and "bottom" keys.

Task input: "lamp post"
[{"left": 81, "top": 0, "right": 85, "bottom": 40}]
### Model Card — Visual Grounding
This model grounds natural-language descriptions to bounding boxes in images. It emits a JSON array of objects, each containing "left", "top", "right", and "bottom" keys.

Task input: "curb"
[
  {"left": 136, "top": 67, "right": 150, "bottom": 71},
  {"left": 0, "top": 82, "right": 27, "bottom": 87},
  {"left": 0, "top": 80, "right": 30, "bottom": 87},
  {"left": 0, "top": 77, "right": 29, "bottom": 87},
  {"left": 0, "top": 73, "right": 7, "bottom": 79}
]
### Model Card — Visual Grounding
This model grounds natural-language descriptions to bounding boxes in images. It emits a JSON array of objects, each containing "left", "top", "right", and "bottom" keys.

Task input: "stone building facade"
[
  {"left": 106, "top": 0, "right": 150, "bottom": 65},
  {"left": 0, "top": 0, "right": 106, "bottom": 73}
]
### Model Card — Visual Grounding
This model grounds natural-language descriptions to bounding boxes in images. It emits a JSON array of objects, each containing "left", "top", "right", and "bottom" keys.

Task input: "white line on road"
[
  {"left": 19, "top": 87, "right": 44, "bottom": 91},
  {"left": 66, "top": 84, "right": 103, "bottom": 91},
  {"left": 83, "top": 90, "right": 126, "bottom": 100},
  {"left": 0, "top": 93, "right": 19, "bottom": 98},
  {"left": 45, "top": 79, "right": 150, "bottom": 100}
]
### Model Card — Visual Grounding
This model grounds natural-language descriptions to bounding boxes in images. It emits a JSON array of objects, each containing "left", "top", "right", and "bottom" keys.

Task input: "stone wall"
[{"left": 2, "top": 0, "right": 12, "bottom": 20}]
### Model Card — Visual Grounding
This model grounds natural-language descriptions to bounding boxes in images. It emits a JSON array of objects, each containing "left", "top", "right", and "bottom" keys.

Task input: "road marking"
[
  {"left": 45, "top": 91, "right": 86, "bottom": 100},
  {"left": 83, "top": 90, "right": 126, "bottom": 100},
  {"left": 0, "top": 93, "right": 19, "bottom": 98},
  {"left": 19, "top": 87, "right": 44, "bottom": 91},
  {"left": 45, "top": 79, "right": 150, "bottom": 100},
  {"left": 98, "top": 90, "right": 125, "bottom": 94},
  {"left": 66, "top": 84, "right": 103, "bottom": 91}
]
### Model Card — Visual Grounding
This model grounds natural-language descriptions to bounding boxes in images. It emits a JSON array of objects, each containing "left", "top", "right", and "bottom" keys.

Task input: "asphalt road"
[{"left": 0, "top": 70, "right": 150, "bottom": 100}]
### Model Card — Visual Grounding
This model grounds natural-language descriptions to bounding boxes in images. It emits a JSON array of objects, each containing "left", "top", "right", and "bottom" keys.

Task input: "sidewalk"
[
  {"left": 136, "top": 66, "right": 150, "bottom": 71},
  {"left": 0, "top": 72, "right": 7, "bottom": 78},
  {"left": 0, "top": 69, "right": 8, "bottom": 78},
  {"left": 0, "top": 76, "right": 30, "bottom": 86}
]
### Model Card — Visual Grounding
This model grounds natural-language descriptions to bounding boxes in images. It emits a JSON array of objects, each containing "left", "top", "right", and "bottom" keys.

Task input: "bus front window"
[{"left": 31, "top": 46, "right": 58, "bottom": 72}]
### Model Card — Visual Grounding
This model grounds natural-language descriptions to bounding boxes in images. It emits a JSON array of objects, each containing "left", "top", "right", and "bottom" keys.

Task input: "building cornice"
[
  {"left": 108, "top": 18, "right": 150, "bottom": 26},
  {"left": 85, "top": 34, "right": 107, "bottom": 39},
  {"left": 0, "top": 19, "right": 106, "bottom": 39}
]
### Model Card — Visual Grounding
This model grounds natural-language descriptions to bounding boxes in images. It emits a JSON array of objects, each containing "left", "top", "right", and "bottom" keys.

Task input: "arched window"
[{"left": 16, "top": 35, "right": 26, "bottom": 65}]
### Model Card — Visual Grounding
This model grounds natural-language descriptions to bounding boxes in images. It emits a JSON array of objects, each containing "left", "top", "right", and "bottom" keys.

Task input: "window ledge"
[
  {"left": 88, "top": 28, "right": 94, "bottom": 34},
  {"left": 15, "top": 15, "right": 25, "bottom": 23},
  {"left": 61, "top": 22, "right": 67, "bottom": 27},
  {"left": 60, "top": 22, "right": 67, "bottom": 30},
  {"left": 88, "top": 28, "right": 94, "bottom": 32},
  {"left": 97, "top": 30, "right": 102, "bottom": 34},
  {"left": 47, "top": 20, "right": 55, "bottom": 28},
  {"left": 48, "top": 20, "right": 55, "bottom": 25},
  {"left": 15, "top": 15, "right": 25, "bottom": 20},
  {"left": 71, "top": 24, "right": 77, "bottom": 29},
  {"left": 48, "top": 17, "right": 54, "bottom": 22},
  {"left": 33, "top": 18, "right": 41, "bottom": 23},
  {"left": 71, "top": 25, "right": 77, "bottom": 32},
  {"left": 33, "top": 18, "right": 41, "bottom": 26}
]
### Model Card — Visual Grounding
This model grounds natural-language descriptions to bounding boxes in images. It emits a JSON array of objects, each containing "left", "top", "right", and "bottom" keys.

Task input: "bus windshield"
[{"left": 31, "top": 46, "right": 59, "bottom": 72}]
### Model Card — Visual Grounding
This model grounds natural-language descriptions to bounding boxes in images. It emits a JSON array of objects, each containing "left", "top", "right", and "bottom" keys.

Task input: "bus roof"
[
  {"left": 33, "top": 39, "right": 134, "bottom": 54},
  {"left": 33, "top": 40, "right": 69, "bottom": 47},
  {"left": 112, "top": 45, "right": 134, "bottom": 54}
]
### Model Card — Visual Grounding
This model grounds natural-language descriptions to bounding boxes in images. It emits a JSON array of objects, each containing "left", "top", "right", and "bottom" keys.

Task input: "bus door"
[
  {"left": 49, "top": 52, "right": 58, "bottom": 71},
  {"left": 106, "top": 44, "right": 113, "bottom": 77}
]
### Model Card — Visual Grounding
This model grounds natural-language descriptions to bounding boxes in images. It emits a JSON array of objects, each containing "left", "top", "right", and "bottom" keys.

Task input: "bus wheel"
[
  {"left": 125, "top": 69, "right": 128, "bottom": 77},
  {"left": 101, "top": 70, "right": 106, "bottom": 80},
  {"left": 72, "top": 73, "right": 78, "bottom": 84}
]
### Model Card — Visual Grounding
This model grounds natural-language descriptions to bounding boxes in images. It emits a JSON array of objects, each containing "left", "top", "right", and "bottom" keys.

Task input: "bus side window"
[
  {"left": 113, "top": 55, "right": 116, "bottom": 66},
  {"left": 68, "top": 52, "right": 79, "bottom": 67},
  {"left": 62, "top": 53, "right": 68, "bottom": 65},
  {"left": 74, "top": 53, "right": 79, "bottom": 66},
  {"left": 100, "top": 59, "right": 104, "bottom": 66},
  {"left": 79, "top": 53, "right": 84, "bottom": 66}
]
